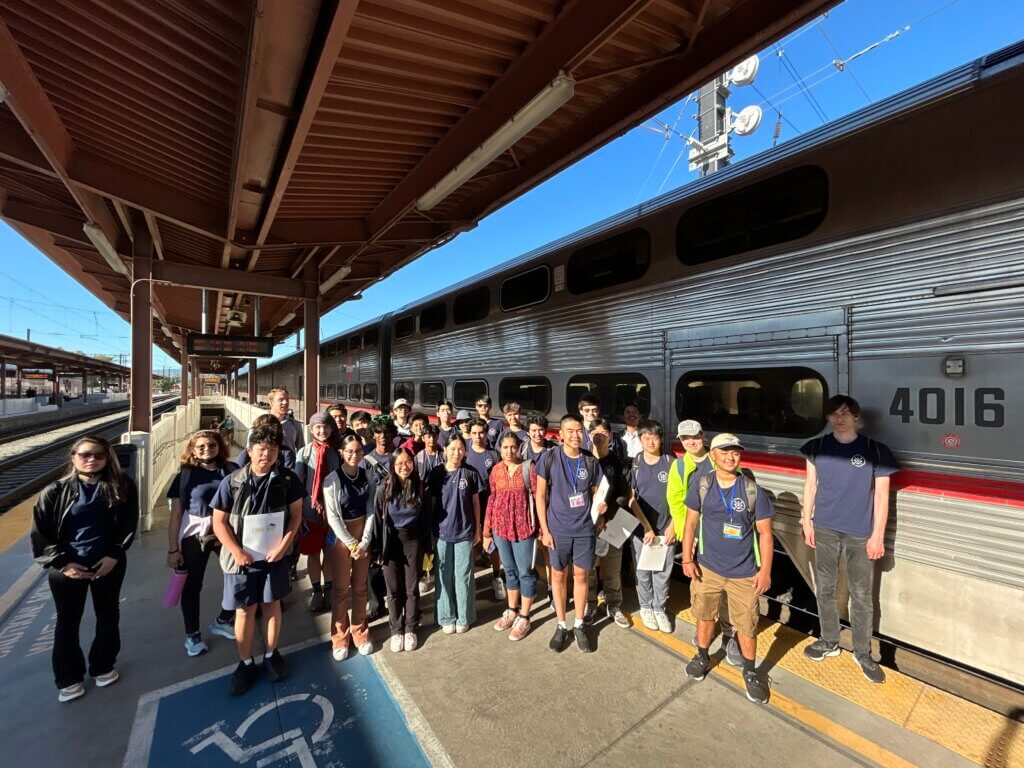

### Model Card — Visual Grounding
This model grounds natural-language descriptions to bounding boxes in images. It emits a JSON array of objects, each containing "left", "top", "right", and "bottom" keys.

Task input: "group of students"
[{"left": 31, "top": 385, "right": 897, "bottom": 707}]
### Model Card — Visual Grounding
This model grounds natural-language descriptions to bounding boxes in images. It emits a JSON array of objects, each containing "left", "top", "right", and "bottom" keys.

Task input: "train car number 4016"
[{"left": 889, "top": 387, "right": 1005, "bottom": 427}]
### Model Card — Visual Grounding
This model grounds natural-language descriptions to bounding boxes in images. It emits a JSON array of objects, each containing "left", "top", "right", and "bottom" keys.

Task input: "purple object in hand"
[{"left": 163, "top": 567, "right": 188, "bottom": 607}]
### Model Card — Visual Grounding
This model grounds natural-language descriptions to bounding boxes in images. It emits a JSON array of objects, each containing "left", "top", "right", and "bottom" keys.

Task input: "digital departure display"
[{"left": 187, "top": 334, "right": 274, "bottom": 358}]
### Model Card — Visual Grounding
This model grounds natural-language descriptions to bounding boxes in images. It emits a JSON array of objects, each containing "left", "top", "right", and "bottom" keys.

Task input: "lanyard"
[
  {"left": 562, "top": 450, "right": 583, "bottom": 493},
  {"left": 716, "top": 479, "right": 738, "bottom": 523}
]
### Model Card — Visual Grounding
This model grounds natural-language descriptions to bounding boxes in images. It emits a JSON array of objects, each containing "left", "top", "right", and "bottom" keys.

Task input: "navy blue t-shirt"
[
  {"left": 415, "top": 449, "right": 443, "bottom": 480},
  {"left": 386, "top": 494, "right": 423, "bottom": 530},
  {"left": 484, "top": 417, "right": 504, "bottom": 449},
  {"left": 436, "top": 426, "right": 459, "bottom": 449},
  {"left": 167, "top": 464, "right": 237, "bottom": 516},
  {"left": 334, "top": 467, "right": 375, "bottom": 520},
  {"left": 537, "top": 447, "right": 600, "bottom": 537},
  {"left": 631, "top": 454, "right": 674, "bottom": 532},
  {"left": 211, "top": 469, "right": 305, "bottom": 517},
  {"left": 427, "top": 464, "right": 479, "bottom": 543},
  {"left": 685, "top": 474, "right": 774, "bottom": 578},
  {"left": 496, "top": 427, "right": 527, "bottom": 448},
  {"left": 62, "top": 481, "right": 112, "bottom": 563},
  {"left": 594, "top": 451, "right": 625, "bottom": 515},
  {"left": 465, "top": 446, "right": 500, "bottom": 488},
  {"left": 800, "top": 434, "right": 899, "bottom": 538},
  {"left": 525, "top": 442, "right": 549, "bottom": 462}
]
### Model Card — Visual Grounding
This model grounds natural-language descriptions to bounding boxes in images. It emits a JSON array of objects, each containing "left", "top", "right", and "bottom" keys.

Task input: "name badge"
[
  {"left": 568, "top": 492, "right": 586, "bottom": 509},
  {"left": 722, "top": 522, "right": 742, "bottom": 540}
]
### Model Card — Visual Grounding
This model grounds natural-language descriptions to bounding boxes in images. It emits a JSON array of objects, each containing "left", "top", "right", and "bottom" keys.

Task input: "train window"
[
  {"left": 349, "top": 383, "right": 360, "bottom": 400},
  {"left": 567, "top": 229, "right": 650, "bottom": 295},
  {"left": 453, "top": 285, "right": 490, "bottom": 326},
  {"left": 319, "top": 385, "right": 326, "bottom": 398},
  {"left": 349, "top": 333, "right": 362, "bottom": 351},
  {"left": 676, "top": 166, "right": 828, "bottom": 265},
  {"left": 336, "top": 338, "right": 348, "bottom": 355},
  {"left": 394, "top": 315, "right": 415, "bottom": 339},
  {"left": 675, "top": 367, "right": 827, "bottom": 437},
  {"left": 419, "top": 302, "right": 446, "bottom": 334},
  {"left": 420, "top": 380, "right": 445, "bottom": 406},
  {"left": 566, "top": 373, "right": 650, "bottom": 419},
  {"left": 362, "top": 382, "right": 378, "bottom": 403},
  {"left": 453, "top": 379, "right": 488, "bottom": 409},
  {"left": 394, "top": 380, "right": 415, "bottom": 403},
  {"left": 500, "top": 266, "right": 550, "bottom": 312},
  {"left": 326, "top": 384, "right": 336, "bottom": 399},
  {"left": 499, "top": 377, "right": 551, "bottom": 414},
  {"left": 363, "top": 327, "right": 378, "bottom": 348}
]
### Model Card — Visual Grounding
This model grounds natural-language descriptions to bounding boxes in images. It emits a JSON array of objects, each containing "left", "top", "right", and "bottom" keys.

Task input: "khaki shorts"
[{"left": 689, "top": 566, "right": 760, "bottom": 638}]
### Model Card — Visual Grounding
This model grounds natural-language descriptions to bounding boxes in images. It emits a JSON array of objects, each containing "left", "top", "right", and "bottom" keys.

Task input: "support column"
[
  {"left": 81, "top": 370, "right": 88, "bottom": 403},
  {"left": 0, "top": 358, "right": 5, "bottom": 400},
  {"left": 54, "top": 372, "right": 62, "bottom": 407},
  {"left": 190, "top": 360, "right": 199, "bottom": 399},
  {"left": 303, "top": 262, "right": 319, "bottom": 424},
  {"left": 131, "top": 255, "right": 154, "bottom": 433},
  {"left": 15, "top": 366, "right": 22, "bottom": 397},
  {"left": 248, "top": 359, "right": 257, "bottom": 403},
  {"left": 179, "top": 346, "right": 188, "bottom": 406}
]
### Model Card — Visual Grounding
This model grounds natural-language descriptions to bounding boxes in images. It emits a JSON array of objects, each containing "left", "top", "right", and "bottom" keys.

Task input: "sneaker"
[
  {"left": 492, "top": 577, "right": 507, "bottom": 601},
  {"left": 640, "top": 608, "right": 658, "bottom": 631},
  {"left": 309, "top": 590, "right": 328, "bottom": 613},
  {"left": 208, "top": 619, "right": 235, "bottom": 640},
  {"left": 58, "top": 682, "right": 85, "bottom": 703},
  {"left": 94, "top": 669, "right": 119, "bottom": 688},
  {"left": 744, "top": 670, "right": 769, "bottom": 704},
  {"left": 184, "top": 633, "right": 208, "bottom": 657},
  {"left": 608, "top": 605, "right": 631, "bottom": 629},
  {"left": 685, "top": 653, "right": 711, "bottom": 681},
  {"left": 855, "top": 653, "right": 886, "bottom": 684},
  {"left": 583, "top": 607, "right": 598, "bottom": 626},
  {"left": 654, "top": 611, "right": 673, "bottom": 633},
  {"left": 441, "top": 624, "right": 456, "bottom": 635},
  {"left": 229, "top": 661, "right": 258, "bottom": 696},
  {"left": 804, "top": 639, "right": 841, "bottom": 661},
  {"left": 724, "top": 636, "right": 744, "bottom": 667},
  {"left": 404, "top": 632, "right": 418, "bottom": 652},
  {"left": 574, "top": 627, "right": 592, "bottom": 653},
  {"left": 332, "top": 644, "right": 350, "bottom": 661},
  {"left": 358, "top": 641, "right": 374, "bottom": 655},
  {"left": 508, "top": 615, "right": 531, "bottom": 641},
  {"left": 493, "top": 609, "right": 517, "bottom": 632},
  {"left": 549, "top": 625, "right": 570, "bottom": 653},
  {"left": 455, "top": 624, "right": 469, "bottom": 635},
  {"left": 390, "top": 634, "right": 404, "bottom": 653},
  {"left": 265, "top": 650, "right": 288, "bottom": 682}
]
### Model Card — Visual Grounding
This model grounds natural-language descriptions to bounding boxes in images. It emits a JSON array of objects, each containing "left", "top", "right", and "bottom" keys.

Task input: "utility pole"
[{"left": 687, "top": 56, "right": 762, "bottom": 177}]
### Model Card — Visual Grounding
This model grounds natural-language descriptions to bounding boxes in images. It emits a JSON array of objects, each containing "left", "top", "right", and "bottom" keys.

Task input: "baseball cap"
[
  {"left": 393, "top": 398, "right": 411, "bottom": 408},
  {"left": 710, "top": 433, "right": 744, "bottom": 451},
  {"left": 456, "top": 409, "right": 473, "bottom": 421},
  {"left": 677, "top": 419, "right": 703, "bottom": 437}
]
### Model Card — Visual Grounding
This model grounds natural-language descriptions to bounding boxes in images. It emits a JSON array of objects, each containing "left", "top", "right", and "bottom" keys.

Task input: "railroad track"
[
  {"left": 0, "top": 398, "right": 178, "bottom": 511},
  {"left": 0, "top": 399, "right": 131, "bottom": 444}
]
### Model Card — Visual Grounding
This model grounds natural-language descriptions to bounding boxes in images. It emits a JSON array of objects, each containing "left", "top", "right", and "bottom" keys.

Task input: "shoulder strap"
[
  {"left": 676, "top": 456, "right": 688, "bottom": 482},
  {"left": 179, "top": 467, "right": 192, "bottom": 497},
  {"left": 698, "top": 472, "right": 711, "bottom": 507}
]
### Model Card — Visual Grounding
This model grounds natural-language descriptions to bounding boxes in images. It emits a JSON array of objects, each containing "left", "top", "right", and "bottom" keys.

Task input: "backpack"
[
  {"left": 520, "top": 459, "right": 536, "bottom": 528},
  {"left": 362, "top": 453, "right": 390, "bottom": 482},
  {"left": 696, "top": 470, "right": 762, "bottom": 568}
]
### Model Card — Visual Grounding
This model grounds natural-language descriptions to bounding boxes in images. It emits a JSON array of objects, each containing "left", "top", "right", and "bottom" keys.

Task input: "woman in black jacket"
[{"left": 30, "top": 435, "right": 139, "bottom": 703}]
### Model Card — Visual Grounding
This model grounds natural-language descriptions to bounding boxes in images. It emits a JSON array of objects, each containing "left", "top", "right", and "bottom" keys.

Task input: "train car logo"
[
  {"left": 732, "top": 498, "right": 746, "bottom": 513},
  {"left": 941, "top": 433, "right": 962, "bottom": 449},
  {"left": 850, "top": 455, "right": 867, "bottom": 468},
  {"left": 658, "top": 471, "right": 669, "bottom": 482}
]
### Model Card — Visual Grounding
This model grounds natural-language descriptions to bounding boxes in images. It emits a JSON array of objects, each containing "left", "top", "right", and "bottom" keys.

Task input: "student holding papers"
[
  {"left": 212, "top": 424, "right": 305, "bottom": 696},
  {"left": 628, "top": 420, "right": 676, "bottom": 633},
  {"left": 585, "top": 419, "right": 631, "bottom": 629}
]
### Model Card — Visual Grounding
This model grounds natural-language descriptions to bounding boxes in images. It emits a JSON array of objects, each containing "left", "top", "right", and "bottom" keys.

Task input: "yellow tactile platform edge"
[
  {"left": 0, "top": 496, "right": 34, "bottom": 554},
  {"left": 651, "top": 594, "right": 1024, "bottom": 768}
]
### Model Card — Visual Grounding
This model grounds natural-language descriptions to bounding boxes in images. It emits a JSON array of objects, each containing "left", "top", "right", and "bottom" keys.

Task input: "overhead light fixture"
[
  {"left": 161, "top": 326, "right": 172, "bottom": 337},
  {"left": 83, "top": 222, "right": 129, "bottom": 276},
  {"left": 416, "top": 72, "right": 575, "bottom": 212},
  {"left": 319, "top": 265, "right": 352, "bottom": 295},
  {"left": 277, "top": 311, "right": 296, "bottom": 327},
  {"left": 172, "top": 340, "right": 180, "bottom": 349},
  {"left": 0, "top": 81, "right": 7, "bottom": 103}
]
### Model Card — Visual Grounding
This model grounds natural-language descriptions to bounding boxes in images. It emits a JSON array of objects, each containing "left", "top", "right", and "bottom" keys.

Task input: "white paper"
[
  {"left": 242, "top": 511, "right": 285, "bottom": 561},
  {"left": 590, "top": 476, "right": 610, "bottom": 525},
  {"left": 637, "top": 536, "right": 669, "bottom": 571},
  {"left": 598, "top": 508, "right": 642, "bottom": 549}
]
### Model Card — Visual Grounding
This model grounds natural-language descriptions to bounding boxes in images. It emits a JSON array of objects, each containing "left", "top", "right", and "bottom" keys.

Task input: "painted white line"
[
  {"left": 0, "top": 564, "right": 42, "bottom": 622},
  {"left": 372, "top": 653, "right": 456, "bottom": 768}
]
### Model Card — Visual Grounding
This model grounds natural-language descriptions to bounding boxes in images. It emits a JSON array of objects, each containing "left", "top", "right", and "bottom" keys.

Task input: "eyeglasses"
[
  {"left": 194, "top": 443, "right": 218, "bottom": 451},
  {"left": 74, "top": 451, "right": 106, "bottom": 460}
]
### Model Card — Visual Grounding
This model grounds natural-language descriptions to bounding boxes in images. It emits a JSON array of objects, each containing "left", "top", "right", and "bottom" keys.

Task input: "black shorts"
[
  {"left": 222, "top": 559, "right": 292, "bottom": 609},
  {"left": 549, "top": 533, "right": 596, "bottom": 572}
]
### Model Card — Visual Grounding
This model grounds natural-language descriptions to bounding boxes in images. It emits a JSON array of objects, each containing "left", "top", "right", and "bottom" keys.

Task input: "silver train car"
[{"left": 246, "top": 42, "right": 1024, "bottom": 687}]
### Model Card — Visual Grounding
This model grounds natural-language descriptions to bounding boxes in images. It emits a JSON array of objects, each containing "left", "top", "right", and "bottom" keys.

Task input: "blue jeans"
[
  {"left": 632, "top": 536, "right": 674, "bottom": 612},
  {"left": 493, "top": 534, "right": 537, "bottom": 599},
  {"left": 435, "top": 539, "right": 476, "bottom": 628}
]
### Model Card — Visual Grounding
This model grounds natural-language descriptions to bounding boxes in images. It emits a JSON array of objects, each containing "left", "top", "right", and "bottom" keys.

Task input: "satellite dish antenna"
[
  {"left": 731, "top": 105, "right": 763, "bottom": 136},
  {"left": 730, "top": 55, "right": 760, "bottom": 87}
]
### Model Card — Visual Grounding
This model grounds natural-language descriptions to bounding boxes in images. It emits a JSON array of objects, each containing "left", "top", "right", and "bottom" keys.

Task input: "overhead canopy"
[
  {"left": 0, "top": 332, "right": 129, "bottom": 377},
  {"left": 0, "top": 0, "right": 836, "bottom": 361}
]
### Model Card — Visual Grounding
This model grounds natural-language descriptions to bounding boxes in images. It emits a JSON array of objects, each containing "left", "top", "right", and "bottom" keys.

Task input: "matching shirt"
[
  {"left": 631, "top": 454, "right": 674, "bottom": 532},
  {"left": 62, "top": 481, "right": 113, "bottom": 563},
  {"left": 436, "top": 425, "right": 459, "bottom": 449},
  {"left": 800, "top": 434, "right": 899, "bottom": 538},
  {"left": 167, "top": 464, "right": 238, "bottom": 540},
  {"left": 211, "top": 468, "right": 305, "bottom": 518},
  {"left": 415, "top": 449, "right": 444, "bottom": 480},
  {"left": 537, "top": 446, "right": 600, "bottom": 537},
  {"left": 465, "top": 446, "right": 500, "bottom": 487},
  {"left": 386, "top": 494, "right": 424, "bottom": 530},
  {"left": 685, "top": 473, "right": 774, "bottom": 579},
  {"left": 496, "top": 426, "right": 527, "bottom": 447},
  {"left": 483, "top": 417, "right": 504, "bottom": 449},
  {"left": 333, "top": 466, "right": 375, "bottom": 520},
  {"left": 427, "top": 464, "right": 480, "bottom": 543}
]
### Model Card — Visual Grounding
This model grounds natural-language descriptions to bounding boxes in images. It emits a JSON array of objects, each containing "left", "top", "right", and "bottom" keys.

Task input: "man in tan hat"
[{"left": 681, "top": 433, "right": 774, "bottom": 704}]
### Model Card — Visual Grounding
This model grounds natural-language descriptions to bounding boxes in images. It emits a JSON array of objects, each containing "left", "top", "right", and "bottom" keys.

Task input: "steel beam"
[
  {"left": 302, "top": 262, "right": 319, "bottom": 424},
  {"left": 150, "top": 260, "right": 312, "bottom": 299},
  {"left": 130, "top": 253, "right": 154, "bottom": 433}
]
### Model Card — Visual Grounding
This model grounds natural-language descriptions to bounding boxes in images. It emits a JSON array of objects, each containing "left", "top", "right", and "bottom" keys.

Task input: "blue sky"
[{"left": 1, "top": 0, "right": 1020, "bottom": 373}]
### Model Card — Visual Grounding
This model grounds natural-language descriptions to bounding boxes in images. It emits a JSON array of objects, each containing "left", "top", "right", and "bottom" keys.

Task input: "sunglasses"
[
  {"left": 194, "top": 443, "right": 218, "bottom": 451},
  {"left": 74, "top": 451, "right": 106, "bottom": 460}
]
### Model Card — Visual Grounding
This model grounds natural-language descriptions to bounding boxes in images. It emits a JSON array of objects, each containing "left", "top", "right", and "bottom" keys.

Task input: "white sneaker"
[
  {"left": 58, "top": 682, "right": 85, "bottom": 703},
  {"left": 358, "top": 641, "right": 373, "bottom": 656},
  {"left": 492, "top": 577, "right": 507, "bottom": 601},
  {"left": 640, "top": 608, "right": 658, "bottom": 630},
  {"left": 654, "top": 611, "right": 673, "bottom": 633},
  {"left": 184, "top": 634, "right": 208, "bottom": 657},
  {"left": 95, "top": 669, "right": 119, "bottom": 688},
  {"left": 455, "top": 623, "right": 470, "bottom": 634},
  {"left": 441, "top": 624, "right": 456, "bottom": 635},
  {"left": 390, "top": 634, "right": 404, "bottom": 653},
  {"left": 404, "top": 632, "right": 418, "bottom": 651},
  {"left": 332, "top": 645, "right": 350, "bottom": 661}
]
